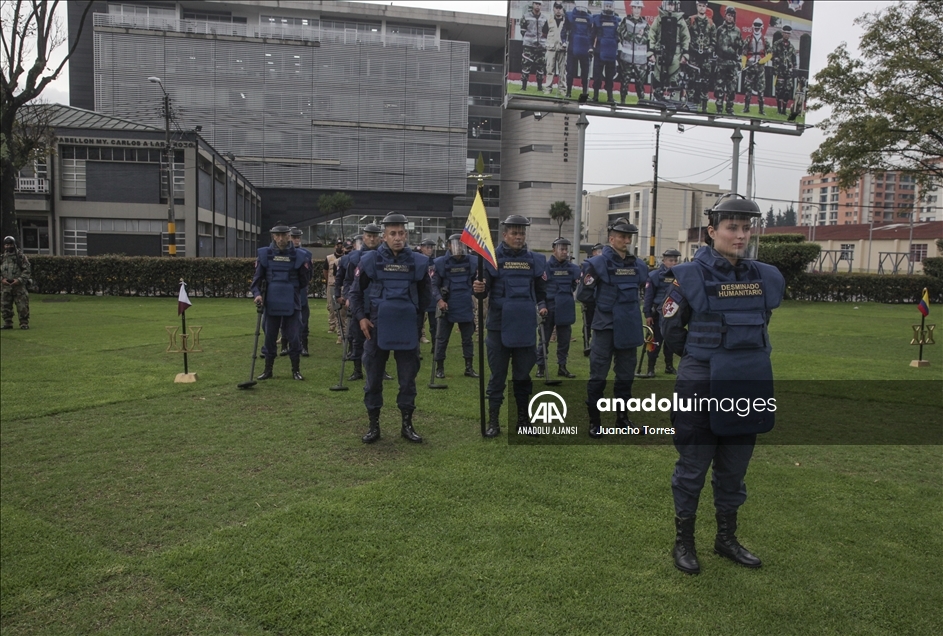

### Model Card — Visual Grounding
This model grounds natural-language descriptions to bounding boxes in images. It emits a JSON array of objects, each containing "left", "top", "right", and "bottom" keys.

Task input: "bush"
[
  {"left": 30, "top": 256, "right": 327, "bottom": 299},
  {"left": 921, "top": 257, "right": 943, "bottom": 279},
  {"left": 759, "top": 233, "right": 806, "bottom": 244},
  {"left": 758, "top": 242, "right": 821, "bottom": 291},
  {"left": 791, "top": 272, "right": 943, "bottom": 303}
]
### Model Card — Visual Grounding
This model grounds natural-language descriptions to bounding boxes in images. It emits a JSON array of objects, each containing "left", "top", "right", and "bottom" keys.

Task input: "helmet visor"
[
  {"left": 709, "top": 214, "right": 761, "bottom": 261},
  {"left": 450, "top": 238, "right": 466, "bottom": 256}
]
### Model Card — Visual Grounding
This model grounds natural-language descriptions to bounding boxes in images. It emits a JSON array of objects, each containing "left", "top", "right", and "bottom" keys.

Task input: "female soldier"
[{"left": 660, "top": 195, "right": 785, "bottom": 575}]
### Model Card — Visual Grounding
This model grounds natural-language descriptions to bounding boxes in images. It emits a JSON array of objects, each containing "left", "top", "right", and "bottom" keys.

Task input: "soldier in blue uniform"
[
  {"left": 591, "top": 0, "right": 620, "bottom": 103},
  {"left": 431, "top": 234, "right": 479, "bottom": 379},
  {"left": 349, "top": 213, "right": 432, "bottom": 444},
  {"left": 336, "top": 226, "right": 383, "bottom": 381},
  {"left": 638, "top": 248, "right": 681, "bottom": 378},
  {"left": 577, "top": 218, "right": 648, "bottom": 438},
  {"left": 579, "top": 242, "right": 605, "bottom": 355},
  {"left": 290, "top": 227, "right": 314, "bottom": 358},
  {"left": 472, "top": 215, "right": 548, "bottom": 437},
  {"left": 661, "top": 195, "right": 785, "bottom": 575},
  {"left": 537, "top": 237, "right": 580, "bottom": 378},
  {"left": 251, "top": 222, "right": 312, "bottom": 381},
  {"left": 416, "top": 239, "right": 438, "bottom": 345},
  {"left": 563, "top": 0, "right": 594, "bottom": 99}
]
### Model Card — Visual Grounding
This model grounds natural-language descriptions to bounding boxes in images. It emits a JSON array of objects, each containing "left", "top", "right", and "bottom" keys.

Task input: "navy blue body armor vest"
[
  {"left": 587, "top": 247, "right": 647, "bottom": 349},
  {"left": 486, "top": 245, "right": 541, "bottom": 348},
  {"left": 361, "top": 245, "right": 428, "bottom": 350},
  {"left": 435, "top": 254, "right": 478, "bottom": 324},
  {"left": 545, "top": 257, "right": 580, "bottom": 326},
  {"left": 259, "top": 246, "right": 305, "bottom": 316}
]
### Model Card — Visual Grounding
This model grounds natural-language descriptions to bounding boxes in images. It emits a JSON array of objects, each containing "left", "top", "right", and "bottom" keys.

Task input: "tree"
[
  {"left": 1, "top": 1, "right": 94, "bottom": 238},
  {"left": 781, "top": 203, "right": 797, "bottom": 227},
  {"left": 808, "top": 2, "right": 943, "bottom": 191},
  {"left": 765, "top": 205, "right": 776, "bottom": 228},
  {"left": 317, "top": 192, "right": 355, "bottom": 238},
  {"left": 548, "top": 200, "right": 573, "bottom": 238}
]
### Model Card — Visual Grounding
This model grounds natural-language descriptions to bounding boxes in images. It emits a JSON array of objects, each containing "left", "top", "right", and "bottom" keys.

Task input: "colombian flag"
[
  {"left": 461, "top": 190, "right": 497, "bottom": 270},
  {"left": 918, "top": 288, "right": 930, "bottom": 317}
]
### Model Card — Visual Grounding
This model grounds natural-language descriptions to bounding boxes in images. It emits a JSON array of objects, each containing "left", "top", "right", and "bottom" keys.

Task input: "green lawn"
[{"left": 1, "top": 296, "right": 940, "bottom": 634}]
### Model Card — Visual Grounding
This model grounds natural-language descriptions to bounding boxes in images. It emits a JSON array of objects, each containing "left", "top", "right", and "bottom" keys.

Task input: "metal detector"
[
  {"left": 428, "top": 308, "right": 448, "bottom": 389},
  {"left": 237, "top": 294, "right": 265, "bottom": 389},
  {"left": 539, "top": 316, "right": 562, "bottom": 387},
  {"left": 329, "top": 295, "right": 350, "bottom": 391}
]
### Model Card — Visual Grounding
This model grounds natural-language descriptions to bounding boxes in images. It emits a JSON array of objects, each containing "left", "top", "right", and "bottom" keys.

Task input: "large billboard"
[{"left": 506, "top": 1, "right": 814, "bottom": 124}]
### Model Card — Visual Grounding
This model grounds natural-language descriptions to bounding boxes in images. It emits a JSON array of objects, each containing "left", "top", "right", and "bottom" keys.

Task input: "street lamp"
[{"left": 148, "top": 76, "right": 177, "bottom": 256}]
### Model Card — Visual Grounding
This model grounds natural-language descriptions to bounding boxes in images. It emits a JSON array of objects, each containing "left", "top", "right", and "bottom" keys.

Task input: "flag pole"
[
  {"left": 468, "top": 157, "right": 493, "bottom": 437},
  {"left": 918, "top": 287, "right": 927, "bottom": 363},
  {"left": 179, "top": 280, "right": 189, "bottom": 374}
]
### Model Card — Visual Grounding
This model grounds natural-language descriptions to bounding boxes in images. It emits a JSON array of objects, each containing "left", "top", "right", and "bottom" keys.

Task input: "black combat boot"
[
  {"left": 362, "top": 409, "right": 381, "bottom": 444},
  {"left": 615, "top": 410, "right": 633, "bottom": 428},
  {"left": 673, "top": 516, "right": 701, "bottom": 574},
  {"left": 588, "top": 406, "right": 602, "bottom": 439},
  {"left": 516, "top": 402, "right": 537, "bottom": 435},
  {"left": 484, "top": 407, "right": 501, "bottom": 438},
  {"left": 664, "top": 358, "right": 677, "bottom": 374},
  {"left": 257, "top": 358, "right": 274, "bottom": 381},
  {"left": 701, "top": 98, "right": 708, "bottom": 113},
  {"left": 435, "top": 360, "right": 446, "bottom": 379},
  {"left": 557, "top": 364, "right": 575, "bottom": 378},
  {"left": 536, "top": 365, "right": 546, "bottom": 378},
  {"left": 715, "top": 512, "right": 762, "bottom": 568},
  {"left": 348, "top": 359, "right": 363, "bottom": 381},
  {"left": 464, "top": 358, "right": 479, "bottom": 378},
  {"left": 383, "top": 372, "right": 393, "bottom": 381},
  {"left": 301, "top": 338, "right": 309, "bottom": 357},
  {"left": 593, "top": 89, "right": 599, "bottom": 102},
  {"left": 292, "top": 359, "right": 304, "bottom": 381},
  {"left": 620, "top": 90, "right": 627, "bottom": 104},
  {"left": 607, "top": 90, "right": 614, "bottom": 104},
  {"left": 279, "top": 341, "right": 289, "bottom": 356},
  {"left": 400, "top": 410, "right": 423, "bottom": 443},
  {"left": 743, "top": 95, "right": 751, "bottom": 113},
  {"left": 758, "top": 102, "right": 765, "bottom": 115}
]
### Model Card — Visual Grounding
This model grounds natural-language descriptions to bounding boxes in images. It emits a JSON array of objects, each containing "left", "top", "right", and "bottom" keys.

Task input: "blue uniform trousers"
[
  {"left": 586, "top": 329, "right": 636, "bottom": 415},
  {"left": 566, "top": 53, "right": 591, "bottom": 94},
  {"left": 417, "top": 310, "right": 437, "bottom": 342},
  {"left": 262, "top": 311, "right": 300, "bottom": 362},
  {"left": 647, "top": 313, "right": 674, "bottom": 368},
  {"left": 434, "top": 318, "right": 475, "bottom": 361},
  {"left": 670, "top": 357, "right": 756, "bottom": 518},
  {"left": 362, "top": 332, "right": 420, "bottom": 412},
  {"left": 347, "top": 314, "right": 366, "bottom": 361},
  {"left": 485, "top": 330, "right": 536, "bottom": 410},
  {"left": 536, "top": 307, "right": 573, "bottom": 367}
]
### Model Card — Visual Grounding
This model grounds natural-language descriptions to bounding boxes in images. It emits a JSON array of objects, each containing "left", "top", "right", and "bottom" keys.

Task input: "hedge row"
[
  {"left": 757, "top": 242, "right": 821, "bottom": 288},
  {"left": 759, "top": 233, "right": 806, "bottom": 244},
  {"left": 790, "top": 272, "right": 943, "bottom": 303},
  {"left": 29, "top": 256, "right": 328, "bottom": 298},
  {"left": 922, "top": 257, "right": 943, "bottom": 279}
]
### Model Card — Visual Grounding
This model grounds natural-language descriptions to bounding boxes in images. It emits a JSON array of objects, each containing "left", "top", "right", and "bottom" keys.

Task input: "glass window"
[{"left": 61, "top": 158, "right": 86, "bottom": 196}]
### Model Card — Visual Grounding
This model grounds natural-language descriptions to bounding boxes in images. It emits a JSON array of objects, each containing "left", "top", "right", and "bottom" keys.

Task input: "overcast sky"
[{"left": 37, "top": 0, "right": 896, "bottom": 212}]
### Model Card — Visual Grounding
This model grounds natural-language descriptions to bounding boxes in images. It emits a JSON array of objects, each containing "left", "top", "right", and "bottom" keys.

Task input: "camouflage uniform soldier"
[
  {"left": 520, "top": 1, "right": 549, "bottom": 93},
  {"left": 713, "top": 6, "right": 741, "bottom": 115},
  {"left": 741, "top": 18, "right": 771, "bottom": 114},
  {"left": 617, "top": 0, "right": 650, "bottom": 104},
  {"left": 544, "top": 2, "right": 568, "bottom": 95},
  {"left": 648, "top": 0, "right": 690, "bottom": 100},
  {"left": 687, "top": 1, "right": 716, "bottom": 112},
  {"left": 1, "top": 236, "right": 31, "bottom": 329},
  {"left": 772, "top": 25, "right": 797, "bottom": 115}
]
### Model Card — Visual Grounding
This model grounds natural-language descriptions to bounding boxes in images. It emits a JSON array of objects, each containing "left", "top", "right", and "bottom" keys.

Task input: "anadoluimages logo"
[{"left": 528, "top": 391, "right": 568, "bottom": 424}]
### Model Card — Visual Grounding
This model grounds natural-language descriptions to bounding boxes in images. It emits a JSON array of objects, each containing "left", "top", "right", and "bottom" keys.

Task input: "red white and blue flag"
[
  {"left": 917, "top": 288, "right": 930, "bottom": 317},
  {"left": 461, "top": 191, "right": 497, "bottom": 270}
]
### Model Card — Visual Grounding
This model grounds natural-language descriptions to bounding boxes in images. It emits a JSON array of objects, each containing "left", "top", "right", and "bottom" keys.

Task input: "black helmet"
[
  {"left": 592, "top": 243, "right": 604, "bottom": 251},
  {"left": 448, "top": 233, "right": 463, "bottom": 241},
  {"left": 363, "top": 223, "right": 383, "bottom": 234},
  {"left": 662, "top": 248, "right": 682, "bottom": 258},
  {"left": 381, "top": 212, "right": 409, "bottom": 226},
  {"left": 289, "top": 227, "right": 303, "bottom": 237},
  {"left": 552, "top": 237, "right": 572, "bottom": 247},
  {"left": 269, "top": 222, "right": 291, "bottom": 233},
  {"left": 420, "top": 239, "right": 436, "bottom": 247},
  {"left": 725, "top": 5, "right": 736, "bottom": 16},
  {"left": 607, "top": 217, "right": 638, "bottom": 234},
  {"left": 3, "top": 236, "right": 16, "bottom": 246},
  {"left": 705, "top": 194, "right": 762, "bottom": 223},
  {"left": 502, "top": 214, "right": 531, "bottom": 227}
]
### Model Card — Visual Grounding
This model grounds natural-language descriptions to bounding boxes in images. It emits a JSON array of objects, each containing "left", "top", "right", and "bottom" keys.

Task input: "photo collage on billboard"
[{"left": 505, "top": 0, "right": 814, "bottom": 124}]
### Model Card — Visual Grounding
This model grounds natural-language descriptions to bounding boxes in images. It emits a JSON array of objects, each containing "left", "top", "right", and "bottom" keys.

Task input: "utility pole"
[
  {"left": 649, "top": 124, "right": 661, "bottom": 267},
  {"left": 149, "top": 77, "right": 177, "bottom": 256},
  {"left": 574, "top": 114, "right": 588, "bottom": 263}
]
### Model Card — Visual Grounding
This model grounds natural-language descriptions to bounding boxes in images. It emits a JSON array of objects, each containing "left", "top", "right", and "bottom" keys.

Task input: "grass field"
[{"left": 1, "top": 296, "right": 941, "bottom": 635}]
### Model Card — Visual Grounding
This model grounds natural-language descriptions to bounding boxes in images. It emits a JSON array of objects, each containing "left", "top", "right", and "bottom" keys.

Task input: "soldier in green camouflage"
[
  {"left": 741, "top": 17, "right": 771, "bottom": 115},
  {"left": 1, "top": 236, "right": 31, "bottom": 329},
  {"left": 772, "top": 25, "right": 797, "bottom": 115},
  {"left": 647, "top": 0, "right": 690, "bottom": 101},
  {"left": 713, "top": 6, "right": 740, "bottom": 115},
  {"left": 687, "top": 0, "right": 716, "bottom": 113},
  {"left": 617, "top": 0, "right": 650, "bottom": 104}
]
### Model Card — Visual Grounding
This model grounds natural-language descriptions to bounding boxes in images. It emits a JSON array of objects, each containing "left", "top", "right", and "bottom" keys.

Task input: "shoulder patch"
[
  {"left": 673, "top": 279, "right": 681, "bottom": 286},
  {"left": 583, "top": 273, "right": 594, "bottom": 286},
  {"left": 662, "top": 296, "right": 679, "bottom": 318}
]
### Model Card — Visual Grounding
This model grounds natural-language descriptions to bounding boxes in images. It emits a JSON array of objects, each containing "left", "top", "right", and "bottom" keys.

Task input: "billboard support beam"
[
  {"left": 504, "top": 97, "right": 807, "bottom": 137},
  {"left": 730, "top": 128, "right": 743, "bottom": 195},
  {"left": 746, "top": 128, "right": 756, "bottom": 199},
  {"left": 574, "top": 113, "right": 588, "bottom": 263}
]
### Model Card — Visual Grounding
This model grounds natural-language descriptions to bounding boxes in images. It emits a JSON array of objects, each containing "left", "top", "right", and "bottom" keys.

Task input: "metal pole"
[
  {"left": 907, "top": 204, "right": 915, "bottom": 274},
  {"left": 730, "top": 128, "right": 743, "bottom": 195},
  {"left": 574, "top": 114, "right": 588, "bottom": 263},
  {"left": 745, "top": 128, "right": 755, "bottom": 199},
  {"left": 164, "top": 91, "right": 177, "bottom": 256},
  {"left": 649, "top": 124, "right": 661, "bottom": 267}
]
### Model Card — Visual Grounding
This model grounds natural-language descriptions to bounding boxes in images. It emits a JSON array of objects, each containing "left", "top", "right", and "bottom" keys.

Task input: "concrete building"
[
  {"left": 68, "top": 1, "right": 508, "bottom": 246},
  {"left": 12, "top": 103, "right": 261, "bottom": 257},
  {"left": 582, "top": 182, "right": 726, "bottom": 261},
  {"left": 798, "top": 170, "right": 922, "bottom": 226},
  {"left": 677, "top": 222, "right": 943, "bottom": 274}
]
